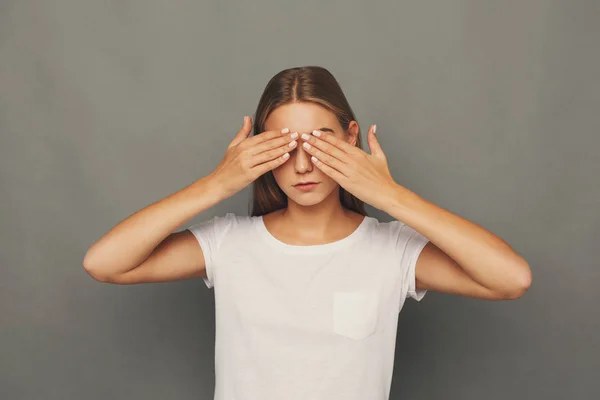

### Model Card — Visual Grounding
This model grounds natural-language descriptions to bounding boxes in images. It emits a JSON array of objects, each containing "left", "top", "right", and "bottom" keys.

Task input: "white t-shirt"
[{"left": 188, "top": 212, "right": 430, "bottom": 400}]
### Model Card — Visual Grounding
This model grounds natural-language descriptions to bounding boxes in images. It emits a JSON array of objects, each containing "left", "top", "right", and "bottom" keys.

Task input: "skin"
[
  {"left": 282, "top": 103, "right": 532, "bottom": 300},
  {"left": 83, "top": 101, "right": 531, "bottom": 301},
  {"left": 261, "top": 102, "right": 366, "bottom": 246}
]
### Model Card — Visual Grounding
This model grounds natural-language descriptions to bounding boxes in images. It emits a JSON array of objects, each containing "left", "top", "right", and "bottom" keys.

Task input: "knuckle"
[
  {"left": 277, "top": 146, "right": 289, "bottom": 155},
  {"left": 265, "top": 149, "right": 276, "bottom": 159},
  {"left": 240, "top": 147, "right": 252, "bottom": 158},
  {"left": 265, "top": 131, "right": 278, "bottom": 141},
  {"left": 239, "top": 157, "right": 251, "bottom": 171}
]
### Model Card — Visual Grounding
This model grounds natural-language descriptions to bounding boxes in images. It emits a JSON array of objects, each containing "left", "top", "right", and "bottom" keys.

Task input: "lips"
[{"left": 293, "top": 182, "right": 319, "bottom": 191}]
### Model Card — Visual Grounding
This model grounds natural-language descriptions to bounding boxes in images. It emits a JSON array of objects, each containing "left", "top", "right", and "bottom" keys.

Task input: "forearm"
[
  {"left": 83, "top": 175, "right": 225, "bottom": 276},
  {"left": 386, "top": 184, "right": 531, "bottom": 292}
]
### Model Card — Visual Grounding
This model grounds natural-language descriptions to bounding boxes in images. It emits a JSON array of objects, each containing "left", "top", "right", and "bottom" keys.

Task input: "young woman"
[{"left": 83, "top": 66, "right": 532, "bottom": 400}]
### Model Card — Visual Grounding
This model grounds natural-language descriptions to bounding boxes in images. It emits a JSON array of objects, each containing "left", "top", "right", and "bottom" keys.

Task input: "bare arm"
[
  {"left": 82, "top": 116, "right": 297, "bottom": 284},
  {"left": 82, "top": 175, "right": 225, "bottom": 284},
  {"left": 389, "top": 187, "right": 532, "bottom": 300}
]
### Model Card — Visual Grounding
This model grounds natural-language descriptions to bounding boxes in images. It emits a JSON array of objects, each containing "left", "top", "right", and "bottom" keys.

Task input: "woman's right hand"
[{"left": 207, "top": 116, "right": 298, "bottom": 199}]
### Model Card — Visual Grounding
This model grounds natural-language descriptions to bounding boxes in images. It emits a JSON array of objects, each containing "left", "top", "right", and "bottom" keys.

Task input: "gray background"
[{"left": 1, "top": 1, "right": 598, "bottom": 399}]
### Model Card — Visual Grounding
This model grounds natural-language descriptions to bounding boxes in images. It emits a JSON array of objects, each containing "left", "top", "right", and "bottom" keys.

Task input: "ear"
[{"left": 346, "top": 121, "right": 359, "bottom": 147}]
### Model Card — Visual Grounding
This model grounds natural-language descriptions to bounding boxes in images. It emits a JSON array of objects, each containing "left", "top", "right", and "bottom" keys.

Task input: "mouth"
[
  {"left": 293, "top": 182, "right": 320, "bottom": 190},
  {"left": 294, "top": 181, "right": 318, "bottom": 186}
]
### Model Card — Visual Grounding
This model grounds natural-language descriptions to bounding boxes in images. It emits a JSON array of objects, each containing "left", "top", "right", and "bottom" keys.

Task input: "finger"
[
  {"left": 310, "top": 155, "right": 346, "bottom": 182},
  {"left": 367, "top": 124, "right": 385, "bottom": 157},
  {"left": 229, "top": 116, "right": 252, "bottom": 148},
  {"left": 301, "top": 140, "right": 348, "bottom": 176},
  {"left": 250, "top": 130, "right": 298, "bottom": 156},
  {"left": 251, "top": 139, "right": 297, "bottom": 167},
  {"left": 253, "top": 151, "right": 291, "bottom": 176},
  {"left": 311, "top": 129, "right": 361, "bottom": 156},
  {"left": 244, "top": 127, "right": 291, "bottom": 148},
  {"left": 301, "top": 132, "right": 349, "bottom": 163}
]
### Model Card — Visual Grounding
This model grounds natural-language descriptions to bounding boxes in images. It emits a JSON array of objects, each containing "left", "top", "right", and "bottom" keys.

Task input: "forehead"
[{"left": 264, "top": 102, "right": 341, "bottom": 134}]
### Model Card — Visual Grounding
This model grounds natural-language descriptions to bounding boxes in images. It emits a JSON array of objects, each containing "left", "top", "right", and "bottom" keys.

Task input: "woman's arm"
[
  {"left": 294, "top": 125, "right": 531, "bottom": 299},
  {"left": 82, "top": 175, "right": 224, "bottom": 283},
  {"left": 82, "top": 118, "right": 297, "bottom": 284},
  {"left": 388, "top": 186, "right": 532, "bottom": 300}
]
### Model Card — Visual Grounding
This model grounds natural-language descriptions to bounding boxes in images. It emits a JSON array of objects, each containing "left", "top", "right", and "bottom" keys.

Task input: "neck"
[{"left": 280, "top": 187, "right": 350, "bottom": 235}]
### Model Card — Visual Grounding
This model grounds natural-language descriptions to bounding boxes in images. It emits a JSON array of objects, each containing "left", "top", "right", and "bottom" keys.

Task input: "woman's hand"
[
  {"left": 300, "top": 125, "right": 403, "bottom": 212},
  {"left": 208, "top": 116, "right": 298, "bottom": 199}
]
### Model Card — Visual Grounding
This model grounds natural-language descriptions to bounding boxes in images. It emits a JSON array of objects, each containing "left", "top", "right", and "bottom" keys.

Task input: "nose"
[{"left": 293, "top": 141, "right": 313, "bottom": 174}]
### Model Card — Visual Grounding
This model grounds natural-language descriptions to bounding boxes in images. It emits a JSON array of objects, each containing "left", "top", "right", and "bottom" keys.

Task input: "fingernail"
[
  {"left": 301, "top": 133, "right": 310, "bottom": 141},
  {"left": 373, "top": 124, "right": 377, "bottom": 134},
  {"left": 290, "top": 132, "right": 298, "bottom": 139},
  {"left": 312, "top": 130, "right": 321, "bottom": 137},
  {"left": 281, "top": 128, "right": 290, "bottom": 134}
]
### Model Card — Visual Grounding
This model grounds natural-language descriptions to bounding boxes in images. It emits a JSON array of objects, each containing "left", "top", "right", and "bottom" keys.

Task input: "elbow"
[
  {"left": 503, "top": 262, "right": 532, "bottom": 300},
  {"left": 82, "top": 252, "right": 114, "bottom": 283}
]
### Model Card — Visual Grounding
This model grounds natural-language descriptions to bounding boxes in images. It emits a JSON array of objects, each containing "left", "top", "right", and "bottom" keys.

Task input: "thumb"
[
  {"left": 367, "top": 124, "right": 385, "bottom": 157},
  {"left": 229, "top": 115, "right": 252, "bottom": 147}
]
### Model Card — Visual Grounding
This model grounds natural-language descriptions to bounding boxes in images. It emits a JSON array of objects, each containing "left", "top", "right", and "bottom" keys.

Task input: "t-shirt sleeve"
[
  {"left": 392, "top": 220, "right": 430, "bottom": 301},
  {"left": 187, "top": 212, "right": 235, "bottom": 289}
]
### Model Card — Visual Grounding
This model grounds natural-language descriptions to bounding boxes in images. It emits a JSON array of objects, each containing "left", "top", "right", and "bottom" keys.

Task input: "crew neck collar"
[{"left": 255, "top": 214, "right": 371, "bottom": 254}]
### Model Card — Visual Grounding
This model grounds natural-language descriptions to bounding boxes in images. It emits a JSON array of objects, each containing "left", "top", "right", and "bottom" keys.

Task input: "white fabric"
[{"left": 187, "top": 212, "right": 430, "bottom": 400}]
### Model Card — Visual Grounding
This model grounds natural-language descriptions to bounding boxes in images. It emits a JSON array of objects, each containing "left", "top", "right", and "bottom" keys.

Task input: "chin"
[
  {"left": 288, "top": 195, "right": 327, "bottom": 207},
  {"left": 280, "top": 185, "right": 337, "bottom": 207}
]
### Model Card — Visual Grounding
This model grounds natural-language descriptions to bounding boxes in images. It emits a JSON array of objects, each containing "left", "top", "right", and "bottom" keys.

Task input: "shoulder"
[
  {"left": 188, "top": 212, "right": 255, "bottom": 237},
  {"left": 361, "top": 215, "right": 395, "bottom": 236},
  {"left": 375, "top": 218, "right": 414, "bottom": 235},
  {"left": 190, "top": 212, "right": 252, "bottom": 224},
  {"left": 364, "top": 217, "right": 427, "bottom": 247}
]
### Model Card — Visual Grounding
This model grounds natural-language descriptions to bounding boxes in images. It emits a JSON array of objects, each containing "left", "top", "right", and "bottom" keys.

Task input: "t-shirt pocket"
[{"left": 332, "top": 290, "right": 379, "bottom": 340}]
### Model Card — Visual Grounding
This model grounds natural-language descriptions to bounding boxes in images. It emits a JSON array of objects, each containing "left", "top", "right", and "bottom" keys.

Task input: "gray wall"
[{"left": 1, "top": 1, "right": 598, "bottom": 399}]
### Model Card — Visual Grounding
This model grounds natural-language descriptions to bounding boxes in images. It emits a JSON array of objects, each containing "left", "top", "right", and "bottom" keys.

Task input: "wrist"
[
  {"left": 189, "top": 174, "right": 228, "bottom": 206},
  {"left": 385, "top": 183, "right": 419, "bottom": 218}
]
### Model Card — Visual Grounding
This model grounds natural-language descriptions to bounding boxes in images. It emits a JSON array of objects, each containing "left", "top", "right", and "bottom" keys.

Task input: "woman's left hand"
[{"left": 300, "top": 125, "right": 404, "bottom": 212}]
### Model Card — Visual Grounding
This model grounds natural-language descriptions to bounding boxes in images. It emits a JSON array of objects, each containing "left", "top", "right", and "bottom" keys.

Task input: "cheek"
[
  {"left": 271, "top": 164, "right": 289, "bottom": 184},
  {"left": 321, "top": 176, "right": 339, "bottom": 189}
]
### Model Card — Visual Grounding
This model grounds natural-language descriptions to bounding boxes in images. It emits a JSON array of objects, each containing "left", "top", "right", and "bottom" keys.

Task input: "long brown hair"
[{"left": 249, "top": 66, "right": 367, "bottom": 217}]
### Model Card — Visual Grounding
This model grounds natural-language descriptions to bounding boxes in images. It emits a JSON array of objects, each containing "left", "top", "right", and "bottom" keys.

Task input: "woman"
[{"left": 83, "top": 66, "right": 532, "bottom": 400}]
